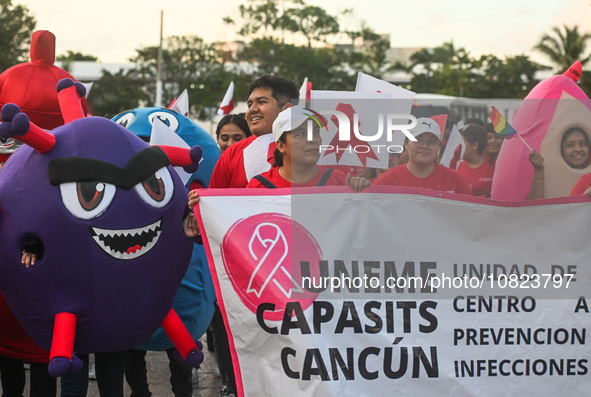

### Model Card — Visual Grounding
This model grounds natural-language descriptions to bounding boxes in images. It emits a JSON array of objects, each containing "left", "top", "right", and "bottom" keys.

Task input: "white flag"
[
  {"left": 149, "top": 121, "right": 193, "bottom": 185},
  {"left": 298, "top": 77, "right": 308, "bottom": 106},
  {"left": 440, "top": 124, "right": 466, "bottom": 169},
  {"left": 170, "top": 89, "right": 189, "bottom": 117},
  {"left": 355, "top": 72, "right": 415, "bottom": 101},
  {"left": 218, "top": 81, "right": 235, "bottom": 116}
]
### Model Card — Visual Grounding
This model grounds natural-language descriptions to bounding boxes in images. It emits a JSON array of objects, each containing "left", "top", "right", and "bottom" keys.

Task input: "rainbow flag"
[{"left": 490, "top": 106, "right": 516, "bottom": 138}]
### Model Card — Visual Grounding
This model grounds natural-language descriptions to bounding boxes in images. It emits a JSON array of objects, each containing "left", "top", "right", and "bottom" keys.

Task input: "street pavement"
[{"left": 6, "top": 339, "right": 225, "bottom": 397}]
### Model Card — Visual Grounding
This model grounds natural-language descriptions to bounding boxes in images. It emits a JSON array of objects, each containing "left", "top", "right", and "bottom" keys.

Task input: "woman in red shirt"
[
  {"left": 247, "top": 106, "right": 369, "bottom": 190},
  {"left": 187, "top": 107, "right": 369, "bottom": 211}
]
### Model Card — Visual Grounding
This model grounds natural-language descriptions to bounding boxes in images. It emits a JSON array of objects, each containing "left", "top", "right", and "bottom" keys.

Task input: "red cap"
[{"left": 563, "top": 60, "right": 582, "bottom": 82}]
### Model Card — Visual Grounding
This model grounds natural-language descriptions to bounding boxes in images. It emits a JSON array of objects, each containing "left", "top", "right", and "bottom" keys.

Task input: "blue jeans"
[{"left": 60, "top": 352, "right": 126, "bottom": 397}]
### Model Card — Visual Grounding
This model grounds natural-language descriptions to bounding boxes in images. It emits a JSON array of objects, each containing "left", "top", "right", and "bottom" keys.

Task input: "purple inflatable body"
[{"left": 0, "top": 116, "right": 193, "bottom": 354}]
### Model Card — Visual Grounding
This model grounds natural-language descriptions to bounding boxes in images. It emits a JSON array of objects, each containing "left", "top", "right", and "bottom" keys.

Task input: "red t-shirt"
[
  {"left": 209, "top": 135, "right": 276, "bottom": 189},
  {"left": 373, "top": 164, "right": 473, "bottom": 195},
  {"left": 570, "top": 173, "right": 591, "bottom": 195},
  {"left": 247, "top": 166, "right": 347, "bottom": 188},
  {"left": 456, "top": 160, "right": 494, "bottom": 197}
]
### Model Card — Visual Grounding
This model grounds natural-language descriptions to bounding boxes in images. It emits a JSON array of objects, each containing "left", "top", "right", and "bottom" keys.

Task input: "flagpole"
[
  {"left": 516, "top": 133, "right": 533, "bottom": 151},
  {"left": 490, "top": 106, "right": 533, "bottom": 152},
  {"left": 155, "top": 10, "right": 163, "bottom": 107}
]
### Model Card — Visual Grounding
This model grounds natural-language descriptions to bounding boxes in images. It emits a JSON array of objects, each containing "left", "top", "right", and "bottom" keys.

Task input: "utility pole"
[{"left": 155, "top": 10, "right": 163, "bottom": 107}]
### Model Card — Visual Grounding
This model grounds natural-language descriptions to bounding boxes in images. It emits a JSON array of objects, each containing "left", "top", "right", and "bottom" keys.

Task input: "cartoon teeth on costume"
[
  {"left": 111, "top": 91, "right": 220, "bottom": 351},
  {"left": 90, "top": 218, "right": 162, "bottom": 259},
  {"left": 0, "top": 79, "right": 204, "bottom": 377}
]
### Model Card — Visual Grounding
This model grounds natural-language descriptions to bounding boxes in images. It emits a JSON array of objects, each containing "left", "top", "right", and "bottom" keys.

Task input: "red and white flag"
[
  {"left": 440, "top": 124, "right": 465, "bottom": 170},
  {"left": 298, "top": 77, "right": 312, "bottom": 106},
  {"left": 169, "top": 89, "right": 189, "bottom": 117},
  {"left": 218, "top": 81, "right": 235, "bottom": 116}
]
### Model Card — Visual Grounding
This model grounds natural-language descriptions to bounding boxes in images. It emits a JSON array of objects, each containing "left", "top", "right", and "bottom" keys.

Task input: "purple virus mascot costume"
[
  {"left": 0, "top": 79, "right": 203, "bottom": 377},
  {"left": 112, "top": 97, "right": 219, "bottom": 351}
]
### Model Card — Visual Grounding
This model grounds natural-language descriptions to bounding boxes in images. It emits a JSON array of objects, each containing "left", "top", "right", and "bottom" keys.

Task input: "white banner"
[
  {"left": 310, "top": 91, "right": 392, "bottom": 169},
  {"left": 196, "top": 187, "right": 591, "bottom": 397}
]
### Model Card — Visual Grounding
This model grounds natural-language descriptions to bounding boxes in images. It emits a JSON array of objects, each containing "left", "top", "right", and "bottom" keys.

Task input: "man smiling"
[
  {"left": 206, "top": 75, "right": 299, "bottom": 397},
  {"left": 209, "top": 75, "right": 299, "bottom": 188}
]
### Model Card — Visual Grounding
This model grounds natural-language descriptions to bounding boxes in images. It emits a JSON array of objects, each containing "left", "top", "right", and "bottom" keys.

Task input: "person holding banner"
[
  {"left": 526, "top": 150, "right": 545, "bottom": 200},
  {"left": 373, "top": 117, "right": 472, "bottom": 194},
  {"left": 568, "top": 129, "right": 591, "bottom": 196},
  {"left": 571, "top": 174, "right": 591, "bottom": 196},
  {"left": 246, "top": 106, "right": 370, "bottom": 190},
  {"left": 456, "top": 124, "right": 495, "bottom": 197},
  {"left": 206, "top": 75, "right": 299, "bottom": 397},
  {"left": 356, "top": 152, "right": 401, "bottom": 183},
  {"left": 209, "top": 75, "right": 299, "bottom": 189}
]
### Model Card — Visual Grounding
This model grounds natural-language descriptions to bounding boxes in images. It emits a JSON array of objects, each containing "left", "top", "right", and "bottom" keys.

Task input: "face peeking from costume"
[
  {"left": 0, "top": 113, "right": 195, "bottom": 356},
  {"left": 491, "top": 61, "right": 591, "bottom": 200},
  {"left": 112, "top": 107, "right": 220, "bottom": 189}
]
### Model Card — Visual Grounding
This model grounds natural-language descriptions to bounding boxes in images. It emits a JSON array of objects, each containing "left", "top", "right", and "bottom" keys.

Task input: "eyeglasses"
[{"left": 411, "top": 138, "right": 440, "bottom": 150}]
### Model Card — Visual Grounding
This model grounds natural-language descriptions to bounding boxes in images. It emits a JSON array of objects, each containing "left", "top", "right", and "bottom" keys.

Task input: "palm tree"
[
  {"left": 533, "top": 25, "right": 591, "bottom": 71},
  {"left": 409, "top": 48, "right": 437, "bottom": 92}
]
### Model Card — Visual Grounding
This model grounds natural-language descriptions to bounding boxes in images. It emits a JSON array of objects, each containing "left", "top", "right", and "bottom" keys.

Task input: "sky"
[{"left": 18, "top": 0, "right": 591, "bottom": 67}]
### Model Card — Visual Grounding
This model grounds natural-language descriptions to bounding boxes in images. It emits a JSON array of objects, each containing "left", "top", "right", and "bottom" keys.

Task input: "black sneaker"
[{"left": 220, "top": 387, "right": 236, "bottom": 397}]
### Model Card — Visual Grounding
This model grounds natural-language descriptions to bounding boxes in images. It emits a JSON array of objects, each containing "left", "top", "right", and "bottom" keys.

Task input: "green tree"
[
  {"left": 230, "top": 0, "right": 295, "bottom": 38},
  {"left": 433, "top": 43, "right": 475, "bottom": 96},
  {"left": 56, "top": 50, "right": 98, "bottom": 72},
  {"left": 229, "top": 1, "right": 357, "bottom": 90},
  {"left": 0, "top": 0, "right": 36, "bottom": 72},
  {"left": 87, "top": 69, "right": 149, "bottom": 119},
  {"left": 130, "top": 35, "right": 241, "bottom": 119},
  {"left": 472, "top": 55, "right": 544, "bottom": 98},
  {"left": 56, "top": 51, "right": 98, "bottom": 62},
  {"left": 228, "top": 2, "right": 397, "bottom": 91},
  {"left": 347, "top": 36, "right": 402, "bottom": 80},
  {"left": 410, "top": 41, "right": 546, "bottom": 98},
  {"left": 409, "top": 42, "right": 474, "bottom": 95},
  {"left": 340, "top": 9, "right": 377, "bottom": 46},
  {"left": 533, "top": 25, "right": 591, "bottom": 70},
  {"left": 237, "top": 37, "right": 355, "bottom": 90},
  {"left": 281, "top": 5, "right": 339, "bottom": 48},
  {"left": 409, "top": 48, "right": 443, "bottom": 93}
]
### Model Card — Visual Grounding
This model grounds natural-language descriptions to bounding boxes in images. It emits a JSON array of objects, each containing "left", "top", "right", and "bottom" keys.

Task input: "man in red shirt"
[
  {"left": 374, "top": 117, "right": 472, "bottom": 195},
  {"left": 205, "top": 75, "right": 299, "bottom": 397},
  {"left": 209, "top": 75, "right": 299, "bottom": 188}
]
